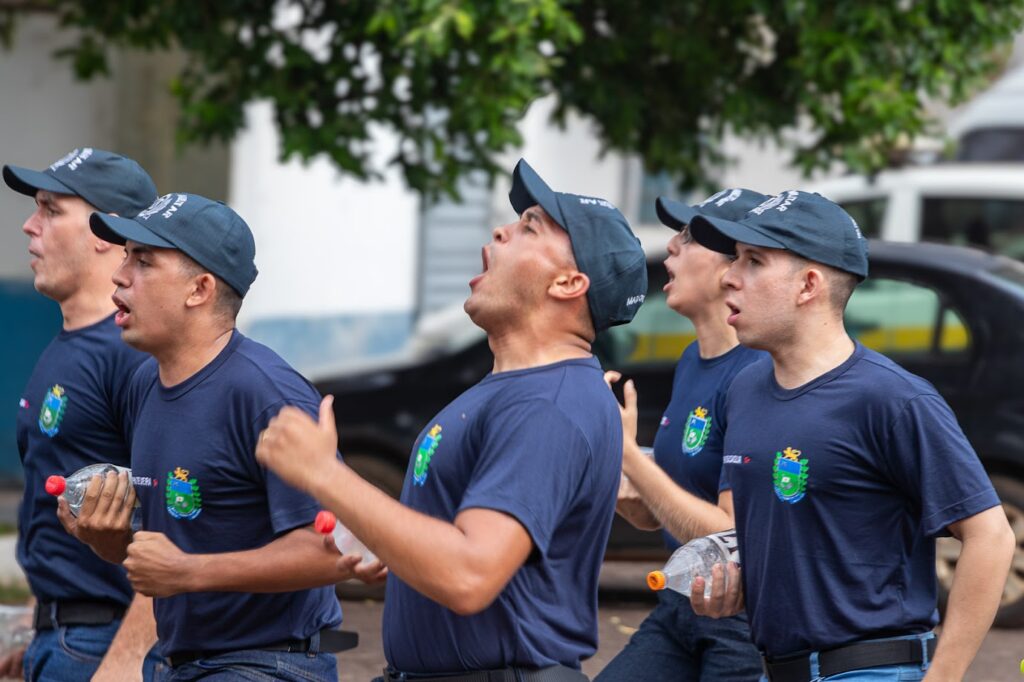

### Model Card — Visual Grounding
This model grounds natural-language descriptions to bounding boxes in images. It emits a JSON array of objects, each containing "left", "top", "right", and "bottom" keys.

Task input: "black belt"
[
  {"left": 380, "top": 665, "right": 588, "bottom": 682},
  {"left": 33, "top": 600, "right": 126, "bottom": 630},
  {"left": 169, "top": 628, "right": 358, "bottom": 668},
  {"left": 763, "top": 636, "right": 937, "bottom": 682}
]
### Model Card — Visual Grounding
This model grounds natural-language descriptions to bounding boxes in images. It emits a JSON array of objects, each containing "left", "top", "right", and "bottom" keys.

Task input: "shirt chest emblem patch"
[
  {"left": 772, "top": 447, "right": 809, "bottom": 504},
  {"left": 682, "top": 406, "right": 711, "bottom": 456},
  {"left": 166, "top": 467, "right": 203, "bottom": 520},
  {"left": 412, "top": 424, "right": 443, "bottom": 486},
  {"left": 38, "top": 385, "right": 68, "bottom": 438}
]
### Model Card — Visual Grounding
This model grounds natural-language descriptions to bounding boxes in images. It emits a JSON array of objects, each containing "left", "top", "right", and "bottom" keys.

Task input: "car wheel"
[
  {"left": 936, "top": 474, "right": 1024, "bottom": 628},
  {"left": 333, "top": 452, "right": 406, "bottom": 600}
]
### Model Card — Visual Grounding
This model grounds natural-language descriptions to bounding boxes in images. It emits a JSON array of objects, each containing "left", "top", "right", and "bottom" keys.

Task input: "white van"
[{"left": 804, "top": 164, "right": 1024, "bottom": 260}]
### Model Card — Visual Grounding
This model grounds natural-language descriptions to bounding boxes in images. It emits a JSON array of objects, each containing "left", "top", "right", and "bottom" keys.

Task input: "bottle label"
[{"left": 707, "top": 529, "right": 740, "bottom": 564}]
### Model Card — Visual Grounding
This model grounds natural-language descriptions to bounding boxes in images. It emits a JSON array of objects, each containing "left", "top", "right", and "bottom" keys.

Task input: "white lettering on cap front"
[
  {"left": 161, "top": 194, "right": 188, "bottom": 219},
  {"left": 578, "top": 197, "right": 614, "bottom": 209},
  {"left": 137, "top": 194, "right": 176, "bottom": 221},
  {"left": 49, "top": 148, "right": 94, "bottom": 172},
  {"left": 749, "top": 190, "right": 799, "bottom": 215},
  {"left": 626, "top": 294, "right": 645, "bottom": 307},
  {"left": 700, "top": 188, "right": 742, "bottom": 208}
]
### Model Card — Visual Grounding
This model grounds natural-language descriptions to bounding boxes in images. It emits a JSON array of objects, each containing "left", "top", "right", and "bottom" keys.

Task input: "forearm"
[
  {"left": 925, "top": 522, "right": 1014, "bottom": 679},
  {"left": 311, "top": 463, "right": 509, "bottom": 613},
  {"left": 188, "top": 526, "right": 347, "bottom": 593},
  {"left": 616, "top": 492, "right": 662, "bottom": 530},
  {"left": 623, "top": 442, "right": 732, "bottom": 543},
  {"left": 93, "top": 593, "right": 157, "bottom": 680}
]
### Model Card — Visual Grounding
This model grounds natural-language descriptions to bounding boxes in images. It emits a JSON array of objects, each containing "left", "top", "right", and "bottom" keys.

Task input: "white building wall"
[
  {"left": 229, "top": 102, "right": 420, "bottom": 374},
  {"left": 0, "top": 14, "right": 117, "bottom": 279}
]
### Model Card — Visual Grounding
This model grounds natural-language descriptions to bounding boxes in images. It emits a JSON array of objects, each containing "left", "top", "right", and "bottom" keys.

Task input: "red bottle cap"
[
  {"left": 45, "top": 475, "right": 66, "bottom": 496},
  {"left": 314, "top": 510, "right": 336, "bottom": 535}
]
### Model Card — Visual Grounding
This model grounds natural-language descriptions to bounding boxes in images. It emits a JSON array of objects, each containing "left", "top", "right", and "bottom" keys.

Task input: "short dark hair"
[
  {"left": 788, "top": 254, "right": 859, "bottom": 313},
  {"left": 178, "top": 256, "right": 244, "bottom": 320},
  {"left": 828, "top": 268, "right": 859, "bottom": 312}
]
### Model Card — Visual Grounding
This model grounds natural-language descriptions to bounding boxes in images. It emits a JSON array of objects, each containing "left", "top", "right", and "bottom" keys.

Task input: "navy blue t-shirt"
[
  {"left": 16, "top": 313, "right": 145, "bottom": 605},
  {"left": 125, "top": 331, "right": 341, "bottom": 657},
  {"left": 719, "top": 343, "right": 1000, "bottom": 657},
  {"left": 652, "top": 342, "right": 765, "bottom": 549},
  {"left": 382, "top": 357, "right": 621, "bottom": 673}
]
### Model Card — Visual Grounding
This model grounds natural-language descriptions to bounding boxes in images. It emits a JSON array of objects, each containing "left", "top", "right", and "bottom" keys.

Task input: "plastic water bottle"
[
  {"left": 0, "top": 605, "right": 33, "bottom": 656},
  {"left": 314, "top": 511, "right": 378, "bottom": 566},
  {"left": 44, "top": 463, "right": 131, "bottom": 517},
  {"left": 647, "top": 528, "right": 739, "bottom": 598}
]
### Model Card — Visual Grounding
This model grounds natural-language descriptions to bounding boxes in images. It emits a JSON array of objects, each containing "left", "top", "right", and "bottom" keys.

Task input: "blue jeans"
[
  {"left": 758, "top": 632, "right": 935, "bottom": 682},
  {"left": 595, "top": 589, "right": 762, "bottom": 681},
  {"left": 23, "top": 620, "right": 163, "bottom": 681},
  {"left": 154, "top": 644, "right": 336, "bottom": 682}
]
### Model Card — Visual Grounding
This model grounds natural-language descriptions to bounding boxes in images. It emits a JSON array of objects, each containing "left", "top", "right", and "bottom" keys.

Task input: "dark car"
[{"left": 315, "top": 240, "right": 1024, "bottom": 626}]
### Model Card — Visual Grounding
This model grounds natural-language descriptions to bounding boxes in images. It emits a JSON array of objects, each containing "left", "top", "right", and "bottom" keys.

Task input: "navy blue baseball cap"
[
  {"left": 655, "top": 188, "right": 769, "bottom": 230},
  {"left": 3, "top": 148, "right": 157, "bottom": 217},
  {"left": 89, "top": 193, "right": 258, "bottom": 296},
  {"left": 689, "top": 190, "right": 869, "bottom": 279},
  {"left": 509, "top": 159, "right": 647, "bottom": 332}
]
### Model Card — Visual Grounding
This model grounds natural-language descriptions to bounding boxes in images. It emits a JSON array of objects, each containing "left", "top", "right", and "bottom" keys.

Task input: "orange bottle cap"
[
  {"left": 647, "top": 570, "right": 667, "bottom": 591},
  {"left": 314, "top": 510, "right": 337, "bottom": 534},
  {"left": 45, "top": 476, "right": 66, "bottom": 496}
]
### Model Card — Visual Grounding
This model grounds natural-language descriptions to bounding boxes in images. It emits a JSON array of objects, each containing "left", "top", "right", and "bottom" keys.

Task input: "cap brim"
[
  {"left": 689, "top": 214, "right": 787, "bottom": 255},
  {"left": 2, "top": 165, "right": 76, "bottom": 198},
  {"left": 509, "top": 159, "right": 565, "bottom": 230},
  {"left": 655, "top": 197, "right": 698, "bottom": 231},
  {"left": 89, "top": 213, "right": 176, "bottom": 248}
]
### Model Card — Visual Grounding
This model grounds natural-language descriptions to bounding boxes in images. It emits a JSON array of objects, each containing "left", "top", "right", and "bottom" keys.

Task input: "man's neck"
[
  {"left": 690, "top": 306, "right": 740, "bottom": 360},
  {"left": 770, "top": 321, "right": 855, "bottom": 389},
  {"left": 59, "top": 285, "right": 117, "bottom": 332},
  {"left": 155, "top": 326, "right": 236, "bottom": 387},
  {"left": 487, "top": 322, "right": 591, "bottom": 374}
]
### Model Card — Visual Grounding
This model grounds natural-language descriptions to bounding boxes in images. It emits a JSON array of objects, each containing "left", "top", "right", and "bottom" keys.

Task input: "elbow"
[{"left": 442, "top": 572, "right": 499, "bottom": 616}]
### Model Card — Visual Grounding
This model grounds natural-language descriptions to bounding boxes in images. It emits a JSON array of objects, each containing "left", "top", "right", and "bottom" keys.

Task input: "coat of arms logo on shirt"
[
  {"left": 412, "top": 424, "right": 443, "bottom": 486},
  {"left": 772, "top": 446, "right": 809, "bottom": 504},
  {"left": 38, "top": 384, "right": 67, "bottom": 438},
  {"left": 166, "top": 467, "right": 202, "bottom": 520},
  {"left": 682, "top": 406, "right": 711, "bottom": 456}
]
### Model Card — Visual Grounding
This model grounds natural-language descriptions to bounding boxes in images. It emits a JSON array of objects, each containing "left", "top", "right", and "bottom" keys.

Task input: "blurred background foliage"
[{"left": 2, "top": 0, "right": 1023, "bottom": 198}]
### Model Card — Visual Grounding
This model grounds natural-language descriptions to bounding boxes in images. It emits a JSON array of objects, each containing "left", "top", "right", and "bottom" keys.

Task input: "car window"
[
  {"left": 839, "top": 198, "right": 887, "bottom": 238},
  {"left": 921, "top": 197, "right": 1024, "bottom": 260},
  {"left": 596, "top": 289, "right": 696, "bottom": 367},
  {"left": 845, "top": 278, "right": 970, "bottom": 356}
]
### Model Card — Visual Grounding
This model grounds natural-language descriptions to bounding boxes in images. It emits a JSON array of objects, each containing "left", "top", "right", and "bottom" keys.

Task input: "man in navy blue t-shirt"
[
  {"left": 256, "top": 159, "right": 648, "bottom": 680},
  {"left": 597, "top": 190, "right": 768, "bottom": 681},
  {"left": 3, "top": 149, "right": 162, "bottom": 681},
  {"left": 686, "top": 192, "right": 1014, "bottom": 681},
  {"left": 63, "top": 193, "right": 381, "bottom": 680}
]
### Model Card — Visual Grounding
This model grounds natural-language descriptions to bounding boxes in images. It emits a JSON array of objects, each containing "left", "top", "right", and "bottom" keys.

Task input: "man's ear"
[
  {"left": 185, "top": 272, "right": 218, "bottom": 309},
  {"left": 796, "top": 266, "right": 826, "bottom": 307},
  {"left": 549, "top": 270, "right": 590, "bottom": 301}
]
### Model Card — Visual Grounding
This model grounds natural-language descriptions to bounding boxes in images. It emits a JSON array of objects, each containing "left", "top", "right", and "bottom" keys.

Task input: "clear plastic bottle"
[
  {"left": 44, "top": 463, "right": 131, "bottom": 517},
  {"left": 0, "top": 605, "right": 33, "bottom": 656},
  {"left": 647, "top": 528, "right": 739, "bottom": 598},
  {"left": 314, "top": 511, "right": 378, "bottom": 566}
]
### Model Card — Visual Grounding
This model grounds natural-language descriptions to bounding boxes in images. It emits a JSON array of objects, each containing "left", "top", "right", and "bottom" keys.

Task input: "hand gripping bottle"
[
  {"left": 44, "top": 463, "right": 131, "bottom": 517},
  {"left": 315, "top": 511, "right": 378, "bottom": 566},
  {"left": 646, "top": 528, "right": 739, "bottom": 598}
]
